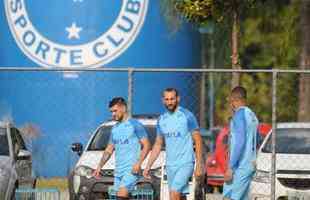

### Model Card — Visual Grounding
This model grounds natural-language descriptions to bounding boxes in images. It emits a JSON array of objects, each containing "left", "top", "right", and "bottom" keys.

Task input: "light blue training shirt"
[
  {"left": 229, "top": 106, "right": 259, "bottom": 171},
  {"left": 157, "top": 106, "right": 199, "bottom": 167},
  {"left": 109, "top": 118, "right": 147, "bottom": 175}
]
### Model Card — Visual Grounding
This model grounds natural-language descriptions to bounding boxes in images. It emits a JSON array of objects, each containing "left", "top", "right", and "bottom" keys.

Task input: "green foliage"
[
  {"left": 159, "top": 1, "right": 301, "bottom": 125},
  {"left": 241, "top": 1, "right": 299, "bottom": 69},
  {"left": 174, "top": 0, "right": 264, "bottom": 26},
  {"left": 175, "top": 0, "right": 215, "bottom": 24},
  {"left": 214, "top": 74, "right": 231, "bottom": 125},
  {"left": 239, "top": 1, "right": 300, "bottom": 122},
  {"left": 212, "top": 1, "right": 300, "bottom": 124}
]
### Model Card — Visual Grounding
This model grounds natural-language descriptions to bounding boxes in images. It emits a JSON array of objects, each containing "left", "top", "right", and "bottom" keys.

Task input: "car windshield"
[
  {"left": 88, "top": 125, "right": 159, "bottom": 150},
  {"left": 0, "top": 128, "right": 9, "bottom": 156},
  {"left": 262, "top": 128, "right": 310, "bottom": 154}
]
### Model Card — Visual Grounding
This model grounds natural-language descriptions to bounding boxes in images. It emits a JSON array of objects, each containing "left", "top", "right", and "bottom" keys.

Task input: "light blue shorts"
[
  {"left": 223, "top": 168, "right": 255, "bottom": 200},
  {"left": 167, "top": 163, "right": 194, "bottom": 194},
  {"left": 114, "top": 171, "right": 139, "bottom": 192}
]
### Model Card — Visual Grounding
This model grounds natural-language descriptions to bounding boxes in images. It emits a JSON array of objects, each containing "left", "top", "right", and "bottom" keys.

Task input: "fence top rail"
[{"left": 0, "top": 67, "right": 310, "bottom": 73}]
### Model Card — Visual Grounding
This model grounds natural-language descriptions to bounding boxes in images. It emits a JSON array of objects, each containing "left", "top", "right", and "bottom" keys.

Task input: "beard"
[
  {"left": 165, "top": 104, "right": 178, "bottom": 112},
  {"left": 113, "top": 114, "right": 123, "bottom": 122}
]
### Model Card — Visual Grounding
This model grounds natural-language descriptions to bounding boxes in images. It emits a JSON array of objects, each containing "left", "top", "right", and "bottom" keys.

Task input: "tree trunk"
[
  {"left": 298, "top": 1, "right": 310, "bottom": 122},
  {"left": 231, "top": 10, "right": 241, "bottom": 89}
]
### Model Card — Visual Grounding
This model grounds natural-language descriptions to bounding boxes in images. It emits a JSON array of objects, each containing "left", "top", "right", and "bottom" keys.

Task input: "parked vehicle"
[
  {"left": 0, "top": 121, "right": 32, "bottom": 200},
  {"left": 250, "top": 123, "right": 310, "bottom": 200},
  {"left": 205, "top": 123, "right": 271, "bottom": 192},
  {"left": 205, "top": 126, "right": 229, "bottom": 192}
]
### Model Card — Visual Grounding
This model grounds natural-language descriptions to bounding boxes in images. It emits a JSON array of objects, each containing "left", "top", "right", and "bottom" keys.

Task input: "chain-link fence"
[{"left": 1, "top": 67, "right": 310, "bottom": 200}]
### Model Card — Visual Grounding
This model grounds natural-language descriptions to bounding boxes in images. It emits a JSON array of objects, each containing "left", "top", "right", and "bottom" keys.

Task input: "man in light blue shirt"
[
  {"left": 143, "top": 88, "right": 204, "bottom": 200},
  {"left": 223, "top": 86, "right": 259, "bottom": 200},
  {"left": 93, "top": 97, "right": 150, "bottom": 200}
]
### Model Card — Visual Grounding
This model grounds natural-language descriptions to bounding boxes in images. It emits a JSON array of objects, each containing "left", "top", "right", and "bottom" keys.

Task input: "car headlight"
[
  {"left": 74, "top": 166, "right": 93, "bottom": 179},
  {"left": 253, "top": 169, "right": 270, "bottom": 183},
  {"left": 151, "top": 167, "right": 162, "bottom": 179}
]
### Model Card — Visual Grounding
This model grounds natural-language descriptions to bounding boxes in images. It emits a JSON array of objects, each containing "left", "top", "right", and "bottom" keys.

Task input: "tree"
[
  {"left": 159, "top": 0, "right": 301, "bottom": 124},
  {"left": 298, "top": 0, "right": 310, "bottom": 122},
  {"left": 215, "top": 1, "right": 299, "bottom": 124},
  {"left": 240, "top": 1, "right": 299, "bottom": 123},
  {"left": 174, "top": 0, "right": 263, "bottom": 88}
]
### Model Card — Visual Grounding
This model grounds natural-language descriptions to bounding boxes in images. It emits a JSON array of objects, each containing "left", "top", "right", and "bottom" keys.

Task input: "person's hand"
[
  {"left": 132, "top": 163, "right": 141, "bottom": 175},
  {"left": 224, "top": 168, "right": 233, "bottom": 183},
  {"left": 143, "top": 166, "right": 151, "bottom": 179},
  {"left": 92, "top": 167, "right": 101, "bottom": 179}
]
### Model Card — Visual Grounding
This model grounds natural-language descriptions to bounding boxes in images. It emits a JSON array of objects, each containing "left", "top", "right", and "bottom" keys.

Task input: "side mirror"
[
  {"left": 17, "top": 149, "right": 31, "bottom": 160},
  {"left": 71, "top": 143, "right": 83, "bottom": 156}
]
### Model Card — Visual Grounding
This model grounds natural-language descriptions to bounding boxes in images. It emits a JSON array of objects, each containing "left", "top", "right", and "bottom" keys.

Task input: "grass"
[{"left": 35, "top": 177, "right": 68, "bottom": 192}]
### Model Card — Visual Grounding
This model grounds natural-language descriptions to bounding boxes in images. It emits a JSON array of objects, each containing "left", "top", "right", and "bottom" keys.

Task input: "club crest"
[{"left": 5, "top": 0, "right": 148, "bottom": 68}]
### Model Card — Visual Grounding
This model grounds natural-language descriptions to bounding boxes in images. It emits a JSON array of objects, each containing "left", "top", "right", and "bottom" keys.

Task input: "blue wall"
[{"left": 0, "top": 0, "right": 201, "bottom": 177}]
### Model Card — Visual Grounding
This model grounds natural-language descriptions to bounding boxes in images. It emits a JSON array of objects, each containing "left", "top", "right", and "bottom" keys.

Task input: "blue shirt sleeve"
[
  {"left": 131, "top": 119, "right": 148, "bottom": 140},
  {"left": 230, "top": 109, "right": 246, "bottom": 170},
  {"left": 184, "top": 109, "right": 199, "bottom": 134}
]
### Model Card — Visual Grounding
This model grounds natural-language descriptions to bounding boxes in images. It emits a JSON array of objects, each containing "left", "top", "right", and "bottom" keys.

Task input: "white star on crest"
[{"left": 66, "top": 23, "right": 82, "bottom": 40}]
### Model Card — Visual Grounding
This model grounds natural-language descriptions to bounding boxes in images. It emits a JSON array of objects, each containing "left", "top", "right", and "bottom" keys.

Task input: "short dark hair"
[
  {"left": 162, "top": 88, "right": 179, "bottom": 97},
  {"left": 231, "top": 86, "right": 247, "bottom": 100},
  {"left": 109, "top": 97, "right": 127, "bottom": 108}
]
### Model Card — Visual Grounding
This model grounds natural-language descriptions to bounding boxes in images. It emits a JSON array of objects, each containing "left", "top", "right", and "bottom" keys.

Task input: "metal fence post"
[
  {"left": 271, "top": 70, "right": 278, "bottom": 200},
  {"left": 199, "top": 69, "right": 207, "bottom": 128},
  {"left": 209, "top": 38, "right": 215, "bottom": 131},
  {"left": 128, "top": 68, "right": 134, "bottom": 117}
]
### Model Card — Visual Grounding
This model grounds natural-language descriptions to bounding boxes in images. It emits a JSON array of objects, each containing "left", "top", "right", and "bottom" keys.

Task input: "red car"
[{"left": 205, "top": 123, "right": 272, "bottom": 192}]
